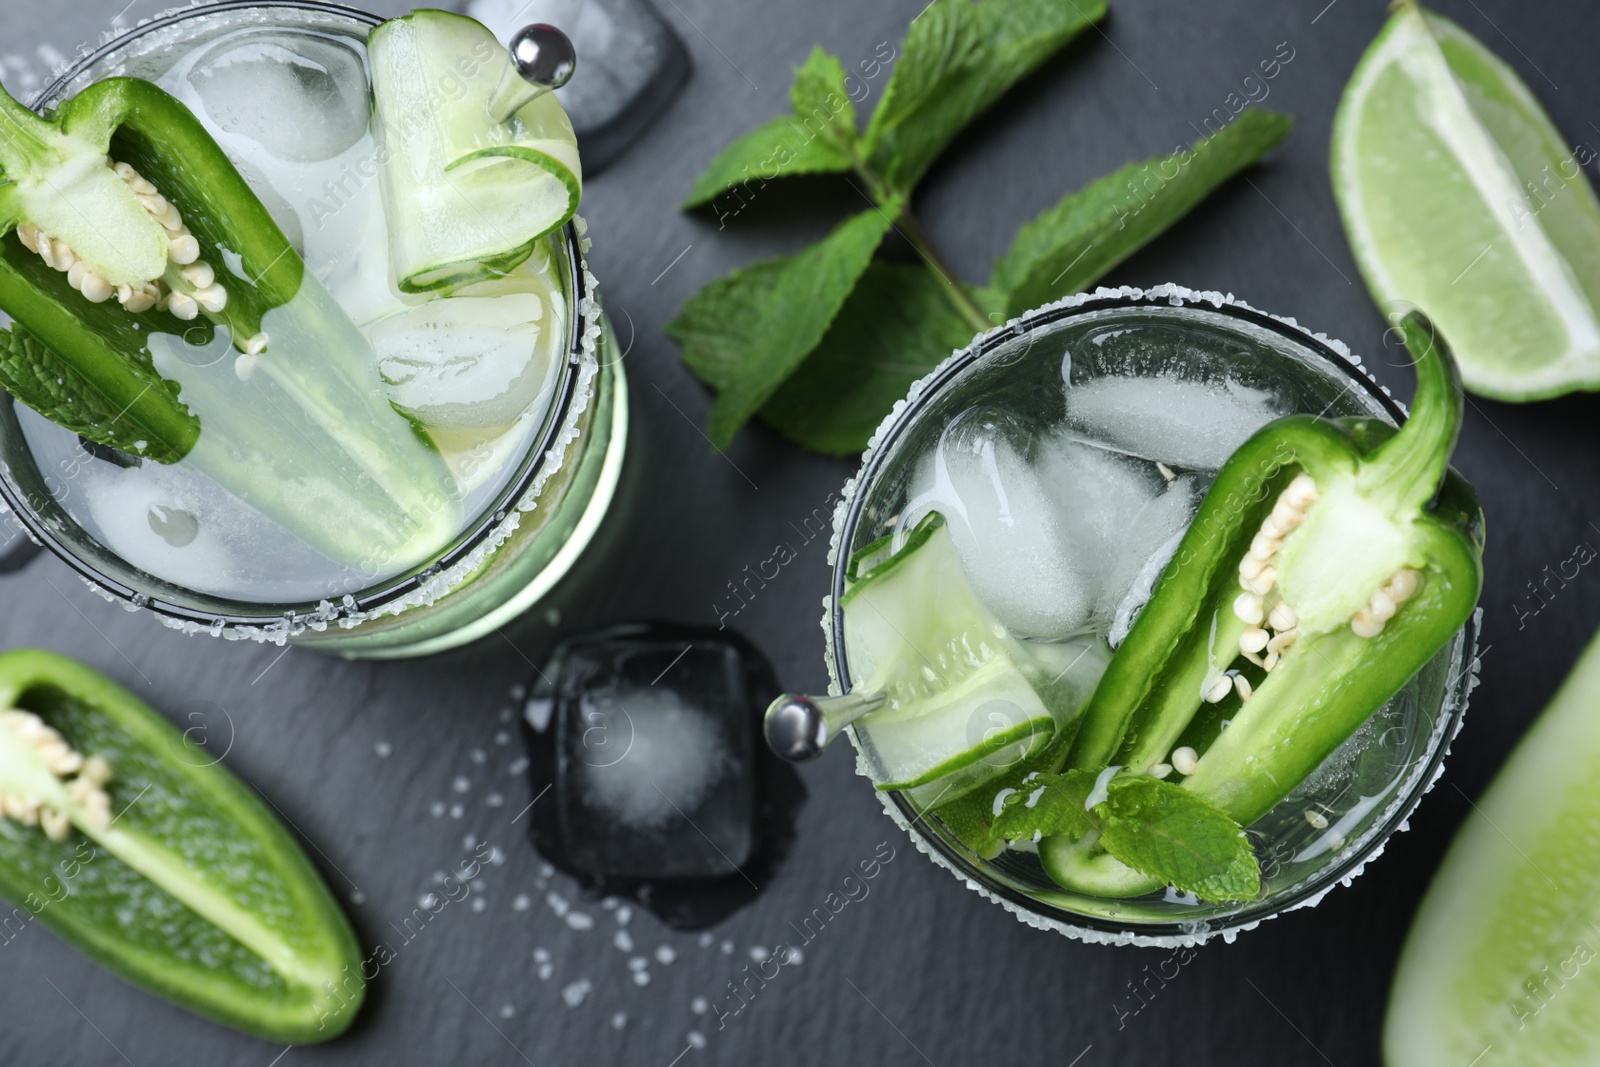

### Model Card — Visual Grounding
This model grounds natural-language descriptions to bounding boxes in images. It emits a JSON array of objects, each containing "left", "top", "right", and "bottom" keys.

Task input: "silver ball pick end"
[
  {"left": 488, "top": 24, "right": 577, "bottom": 123},
  {"left": 763, "top": 690, "right": 885, "bottom": 763}
]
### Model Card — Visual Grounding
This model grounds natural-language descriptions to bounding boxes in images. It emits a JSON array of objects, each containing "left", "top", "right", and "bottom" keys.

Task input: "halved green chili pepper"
[
  {"left": 0, "top": 78, "right": 458, "bottom": 571},
  {"left": 0, "top": 649, "right": 362, "bottom": 1042},
  {"left": 1043, "top": 313, "right": 1484, "bottom": 897}
]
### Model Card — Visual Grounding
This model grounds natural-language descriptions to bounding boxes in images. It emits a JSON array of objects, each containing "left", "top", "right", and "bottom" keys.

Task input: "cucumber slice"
[
  {"left": 843, "top": 512, "right": 1063, "bottom": 798},
  {"left": 1386, "top": 630, "right": 1600, "bottom": 1065},
  {"left": 369, "top": 10, "right": 582, "bottom": 293}
]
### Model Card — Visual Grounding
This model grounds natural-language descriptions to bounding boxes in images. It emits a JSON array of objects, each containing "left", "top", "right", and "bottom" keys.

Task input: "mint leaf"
[
  {"left": 991, "top": 108, "right": 1293, "bottom": 317},
  {"left": 992, "top": 770, "right": 1101, "bottom": 842},
  {"left": 1097, "top": 777, "right": 1261, "bottom": 902},
  {"left": 791, "top": 47, "right": 857, "bottom": 161},
  {"left": 669, "top": 207, "right": 897, "bottom": 447},
  {"left": 683, "top": 47, "right": 859, "bottom": 210},
  {"left": 756, "top": 262, "right": 975, "bottom": 455},
  {"left": 863, "top": 0, "right": 1106, "bottom": 194},
  {"left": 0, "top": 322, "right": 191, "bottom": 463}
]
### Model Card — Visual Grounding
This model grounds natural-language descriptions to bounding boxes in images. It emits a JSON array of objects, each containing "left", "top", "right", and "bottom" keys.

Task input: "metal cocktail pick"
[
  {"left": 488, "top": 24, "right": 578, "bottom": 124},
  {"left": 763, "top": 690, "right": 885, "bottom": 763}
]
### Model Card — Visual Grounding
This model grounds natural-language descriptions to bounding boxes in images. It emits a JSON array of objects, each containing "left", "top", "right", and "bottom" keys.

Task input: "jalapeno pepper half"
[
  {"left": 0, "top": 650, "right": 362, "bottom": 1041},
  {"left": 0, "top": 77, "right": 458, "bottom": 572},
  {"left": 1043, "top": 313, "right": 1485, "bottom": 898}
]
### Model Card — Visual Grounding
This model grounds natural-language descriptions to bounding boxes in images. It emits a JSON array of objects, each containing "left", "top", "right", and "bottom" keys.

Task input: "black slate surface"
[{"left": 1, "top": 0, "right": 1597, "bottom": 1064}]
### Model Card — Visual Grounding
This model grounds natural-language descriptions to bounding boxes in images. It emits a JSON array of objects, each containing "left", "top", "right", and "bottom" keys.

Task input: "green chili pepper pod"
[
  {"left": 0, "top": 650, "right": 364, "bottom": 1042},
  {"left": 1046, "top": 313, "right": 1483, "bottom": 898},
  {"left": 0, "top": 78, "right": 461, "bottom": 573}
]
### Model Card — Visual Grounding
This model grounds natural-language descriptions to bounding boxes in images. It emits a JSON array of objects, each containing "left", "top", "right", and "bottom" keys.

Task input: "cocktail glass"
[
  {"left": 0, "top": 2, "right": 627, "bottom": 659},
  {"left": 816, "top": 286, "right": 1479, "bottom": 945}
]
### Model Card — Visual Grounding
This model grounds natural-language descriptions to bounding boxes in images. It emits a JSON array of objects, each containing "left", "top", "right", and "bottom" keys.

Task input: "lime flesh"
[
  {"left": 1332, "top": 2, "right": 1600, "bottom": 401},
  {"left": 1386, "top": 631, "right": 1600, "bottom": 1065}
]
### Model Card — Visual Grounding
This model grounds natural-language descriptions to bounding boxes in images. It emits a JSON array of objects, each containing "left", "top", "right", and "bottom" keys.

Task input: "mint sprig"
[
  {"left": 993, "top": 771, "right": 1261, "bottom": 902},
  {"left": 671, "top": 0, "right": 1293, "bottom": 453},
  {"left": 1098, "top": 776, "right": 1261, "bottom": 902}
]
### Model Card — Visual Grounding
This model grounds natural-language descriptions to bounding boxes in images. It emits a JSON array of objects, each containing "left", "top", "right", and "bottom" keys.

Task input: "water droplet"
[
  {"left": 538, "top": 962, "right": 554, "bottom": 980},
  {"left": 628, "top": 956, "right": 648, "bottom": 971},
  {"left": 463, "top": 834, "right": 477, "bottom": 849},
  {"left": 500, "top": 1004, "right": 515, "bottom": 1019},
  {"left": 534, "top": 948, "right": 551, "bottom": 963},
  {"left": 510, "top": 757, "right": 531, "bottom": 775},
  {"left": 615, "top": 905, "right": 632, "bottom": 926},
  {"left": 566, "top": 911, "right": 594, "bottom": 930},
  {"left": 614, "top": 929, "right": 633, "bottom": 952},
  {"left": 698, "top": 933, "right": 714, "bottom": 948},
  {"left": 691, "top": 996, "right": 709, "bottom": 1014},
  {"left": 611, "top": 1011, "right": 627, "bottom": 1030},
  {"left": 472, "top": 897, "right": 487, "bottom": 912},
  {"left": 349, "top": 889, "right": 366, "bottom": 905},
  {"left": 374, "top": 741, "right": 392, "bottom": 758},
  {"left": 720, "top": 940, "right": 734, "bottom": 955},
  {"left": 562, "top": 979, "right": 591, "bottom": 1007},
  {"left": 747, "top": 945, "right": 768, "bottom": 963},
  {"left": 449, "top": 803, "right": 465, "bottom": 819},
  {"left": 512, "top": 894, "right": 531, "bottom": 912},
  {"left": 655, "top": 945, "right": 677, "bottom": 965},
  {"left": 486, "top": 792, "right": 505, "bottom": 808},
  {"left": 430, "top": 801, "right": 446, "bottom": 818},
  {"left": 495, "top": 731, "right": 511, "bottom": 746},
  {"left": 688, "top": 1031, "right": 706, "bottom": 1049},
  {"left": 471, "top": 748, "right": 488, "bottom": 764},
  {"left": 632, "top": 970, "right": 650, "bottom": 987},
  {"left": 453, "top": 776, "right": 471, "bottom": 793},
  {"left": 418, "top": 893, "right": 438, "bottom": 909}
]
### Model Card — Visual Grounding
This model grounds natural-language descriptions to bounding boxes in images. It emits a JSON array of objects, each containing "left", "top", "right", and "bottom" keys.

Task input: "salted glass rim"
[
  {"left": 824, "top": 285, "right": 1478, "bottom": 945},
  {"left": 0, "top": 1, "right": 592, "bottom": 631}
]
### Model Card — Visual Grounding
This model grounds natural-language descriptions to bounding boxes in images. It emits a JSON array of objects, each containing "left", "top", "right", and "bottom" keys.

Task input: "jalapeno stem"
[{"left": 1360, "top": 311, "right": 1464, "bottom": 515}]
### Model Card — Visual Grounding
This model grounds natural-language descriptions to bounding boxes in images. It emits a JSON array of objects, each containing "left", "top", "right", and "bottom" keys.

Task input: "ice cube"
[
  {"left": 1100, "top": 475, "right": 1201, "bottom": 643},
  {"left": 534, "top": 628, "right": 758, "bottom": 879},
  {"left": 903, "top": 410, "right": 1098, "bottom": 638},
  {"left": 1062, "top": 372, "right": 1286, "bottom": 471},
  {"left": 465, "top": 0, "right": 690, "bottom": 173},
  {"left": 369, "top": 290, "right": 560, "bottom": 434},
  {"left": 187, "top": 30, "right": 370, "bottom": 163}
]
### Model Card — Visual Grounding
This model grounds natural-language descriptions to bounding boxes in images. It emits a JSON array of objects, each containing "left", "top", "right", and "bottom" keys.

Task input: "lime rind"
[{"left": 1331, "top": 3, "right": 1600, "bottom": 401}]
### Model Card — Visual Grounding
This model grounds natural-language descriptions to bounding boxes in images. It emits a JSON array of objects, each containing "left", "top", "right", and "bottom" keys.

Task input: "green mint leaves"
[
  {"left": 670, "top": 207, "right": 898, "bottom": 445},
  {"left": 0, "top": 322, "right": 193, "bottom": 463},
  {"left": 1097, "top": 776, "right": 1261, "bottom": 902},
  {"left": 672, "top": 0, "right": 1293, "bottom": 453},
  {"left": 861, "top": 0, "right": 1104, "bottom": 193},
  {"left": 990, "top": 109, "right": 1294, "bottom": 318},
  {"left": 995, "top": 771, "right": 1261, "bottom": 902},
  {"left": 992, "top": 769, "right": 1100, "bottom": 842},
  {"left": 683, "top": 47, "right": 860, "bottom": 210}
]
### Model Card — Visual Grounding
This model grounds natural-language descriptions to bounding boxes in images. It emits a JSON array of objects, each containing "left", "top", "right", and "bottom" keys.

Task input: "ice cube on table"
[
  {"left": 531, "top": 628, "right": 758, "bottom": 880},
  {"left": 903, "top": 410, "right": 1099, "bottom": 638},
  {"left": 465, "top": 0, "right": 690, "bottom": 173},
  {"left": 1062, "top": 372, "right": 1286, "bottom": 471},
  {"left": 186, "top": 30, "right": 370, "bottom": 163}
]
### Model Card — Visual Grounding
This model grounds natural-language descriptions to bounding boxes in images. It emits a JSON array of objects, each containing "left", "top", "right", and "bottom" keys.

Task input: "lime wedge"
[
  {"left": 369, "top": 11, "right": 582, "bottom": 292},
  {"left": 1332, "top": 2, "right": 1600, "bottom": 400},
  {"left": 1386, "top": 630, "right": 1600, "bottom": 1065}
]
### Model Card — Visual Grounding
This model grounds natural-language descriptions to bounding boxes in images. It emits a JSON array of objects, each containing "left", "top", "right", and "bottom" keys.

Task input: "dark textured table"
[{"left": 1, "top": 0, "right": 1596, "bottom": 1064}]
